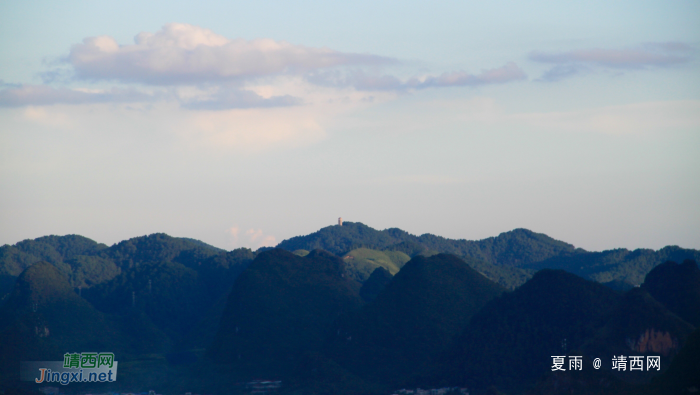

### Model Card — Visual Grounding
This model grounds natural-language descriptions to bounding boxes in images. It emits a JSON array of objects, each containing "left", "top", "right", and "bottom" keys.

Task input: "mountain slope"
[
  {"left": 581, "top": 287, "right": 694, "bottom": 384},
  {"left": 276, "top": 222, "right": 400, "bottom": 255},
  {"left": 441, "top": 269, "right": 621, "bottom": 393},
  {"left": 278, "top": 223, "right": 579, "bottom": 267},
  {"left": 528, "top": 247, "right": 700, "bottom": 286},
  {"left": 277, "top": 223, "right": 575, "bottom": 288},
  {"left": 0, "top": 262, "right": 128, "bottom": 384},
  {"left": 342, "top": 247, "right": 410, "bottom": 282},
  {"left": 208, "top": 249, "right": 363, "bottom": 377},
  {"left": 642, "top": 259, "right": 700, "bottom": 327},
  {"left": 325, "top": 253, "right": 505, "bottom": 386},
  {"left": 647, "top": 326, "right": 700, "bottom": 394},
  {"left": 0, "top": 235, "right": 109, "bottom": 298},
  {"left": 359, "top": 267, "right": 393, "bottom": 302},
  {"left": 97, "top": 233, "right": 224, "bottom": 270}
]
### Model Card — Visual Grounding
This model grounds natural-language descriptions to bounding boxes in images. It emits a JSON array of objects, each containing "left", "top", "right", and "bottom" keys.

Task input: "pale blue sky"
[{"left": 1, "top": 0, "right": 699, "bottom": 251}]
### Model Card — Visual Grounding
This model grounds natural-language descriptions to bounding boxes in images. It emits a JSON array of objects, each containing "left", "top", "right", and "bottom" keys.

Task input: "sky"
[{"left": 1, "top": 0, "right": 699, "bottom": 252}]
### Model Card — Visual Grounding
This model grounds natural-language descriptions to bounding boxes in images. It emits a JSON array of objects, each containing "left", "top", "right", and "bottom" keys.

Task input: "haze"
[{"left": 1, "top": 0, "right": 698, "bottom": 251}]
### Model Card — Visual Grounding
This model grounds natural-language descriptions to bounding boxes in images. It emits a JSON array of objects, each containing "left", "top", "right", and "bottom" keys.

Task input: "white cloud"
[
  {"left": 0, "top": 83, "right": 302, "bottom": 111},
  {"left": 68, "top": 23, "right": 394, "bottom": 85},
  {"left": 181, "top": 87, "right": 302, "bottom": 110},
  {"left": 415, "top": 62, "right": 527, "bottom": 88},
  {"left": 227, "top": 226, "right": 240, "bottom": 243},
  {"left": 0, "top": 84, "right": 155, "bottom": 107},
  {"left": 245, "top": 228, "right": 277, "bottom": 248},
  {"left": 307, "top": 62, "right": 527, "bottom": 91},
  {"left": 8, "top": 24, "right": 528, "bottom": 111},
  {"left": 531, "top": 48, "right": 689, "bottom": 68},
  {"left": 530, "top": 42, "right": 694, "bottom": 81},
  {"left": 225, "top": 225, "right": 276, "bottom": 249}
]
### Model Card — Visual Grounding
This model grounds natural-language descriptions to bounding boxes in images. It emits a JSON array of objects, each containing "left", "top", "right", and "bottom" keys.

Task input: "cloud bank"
[
  {"left": 307, "top": 62, "right": 526, "bottom": 91},
  {"left": 0, "top": 84, "right": 155, "bottom": 107},
  {"left": 227, "top": 225, "right": 276, "bottom": 248},
  {"left": 4, "top": 23, "right": 531, "bottom": 110},
  {"left": 181, "top": 88, "right": 302, "bottom": 110},
  {"left": 531, "top": 42, "right": 694, "bottom": 81},
  {"left": 68, "top": 23, "right": 395, "bottom": 85}
]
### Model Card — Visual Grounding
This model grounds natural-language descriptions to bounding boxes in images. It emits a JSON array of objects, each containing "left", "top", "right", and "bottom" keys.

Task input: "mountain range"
[{"left": 1, "top": 223, "right": 698, "bottom": 394}]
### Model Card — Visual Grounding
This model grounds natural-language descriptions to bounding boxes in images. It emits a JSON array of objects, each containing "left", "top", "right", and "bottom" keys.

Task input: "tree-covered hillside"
[
  {"left": 0, "top": 262, "right": 155, "bottom": 384},
  {"left": 277, "top": 222, "right": 578, "bottom": 267},
  {"left": 276, "top": 223, "right": 576, "bottom": 288},
  {"left": 0, "top": 233, "right": 256, "bottom": 355},
  {"left": 440, "top": 270, "right": 622, "bottom": 394},
  {"left": 527, "top": 246, "right": 700, "bottom": 286},
  {"left": 277, "top": 222, "right": 700, "bottom": 289},
  {"left": 342, "top": 247, "right": 410, "bottom": 282},
  {"left": 642, "top": 259, "right": 700, "bottom": 327},
  {"left": 325, "top": 254, "right": 505, "bottom": 387},
  {"left": 208, "top": 249, "right": 363, "bottom": 377}
]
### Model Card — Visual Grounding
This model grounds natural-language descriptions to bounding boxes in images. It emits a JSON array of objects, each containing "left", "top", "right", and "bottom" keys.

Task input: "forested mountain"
[
  {"left": 325, "top": 254, "right": 505, "bottom": 388},
  {"left": 96, "top": 233, "right": 224, "bottom": 270},
  {"left": 3, "top": 225, "right": 695, "bottom": 300},
  {"left": 641, "top": 259, "right": 700, "bottom": 327},
  {"left": 358, "top": 267, "right": 393, "bottom": 302},
  {"left": 1, "top": 233, "right": 256, "bottom": 358},
  {"left": 0, "top": 233, "right": 229, "bottom": 301},
  {"left": 277, "top": 222, "right": 401, "bottom": 254},
  {"left": 647, "top": 326, "right": 700, "bottom": 394},
  {"left": 526, "top": 246, "right": 700, "bottom": 287},
  {"left": 439, "top": 270, "right": 622, "bottom": 393},
  {"left": 208, "top": 249, "right": 363, "bottom": 377},
  {"left": 0, "top": 235, "right": 112, "bottom": 299},
  {"left": 278, "top": 222, "right": 700, "bottom": 289},
  {"left": 341, "top": 247, "right": 410, "bottom": 282},
  {"left": 0, "top": 262, "right": 161, "bottom": 385},
  {"left": 277, "top": 222, "right": 579, "bottom": 268},
  {"left": 581, "top": 287, "right": 694, "bottom": 384},
  {"left": 277, "top": 223, "right": 576, "bottom": 288}
]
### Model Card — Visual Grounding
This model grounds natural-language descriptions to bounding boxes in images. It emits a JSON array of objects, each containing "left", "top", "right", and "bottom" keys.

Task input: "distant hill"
[
  {"left": 325, "top": 253, "right": 505, "bottom": 387},
  {"left": 277, "top": 222, "right": 578, "bottom": 267},
  {"left": 0, "top": 233, "right": 255, "bottom": 349},
  {"left": 0, "top": 233, "right": 226, "bottom": 300},
  {"left": 342, "top": 247, "right": 410, "bottom": 282},
  {"left": 277, "top": 223, "right": 581, "bottom": 288},
  {"left": 96, "top": 233, "right": 224, "bottom": 270},
  {"left": 5, "top": 227, "right": 695, "bottom": 298},
  {"left": 0, "top": 235, "right": 111, "bottom": 298},
  {"left": 527, "top": 246, "right": 700, "bottom": 287},
  {"left": 277, "top": 222, "right": 401, "bottom": 254},
  {"left": 208, "top": 249, "right": 364, "bottom": 377},
  {"left": 278, "top": 222, "right": 700, "bottom": 290}
]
